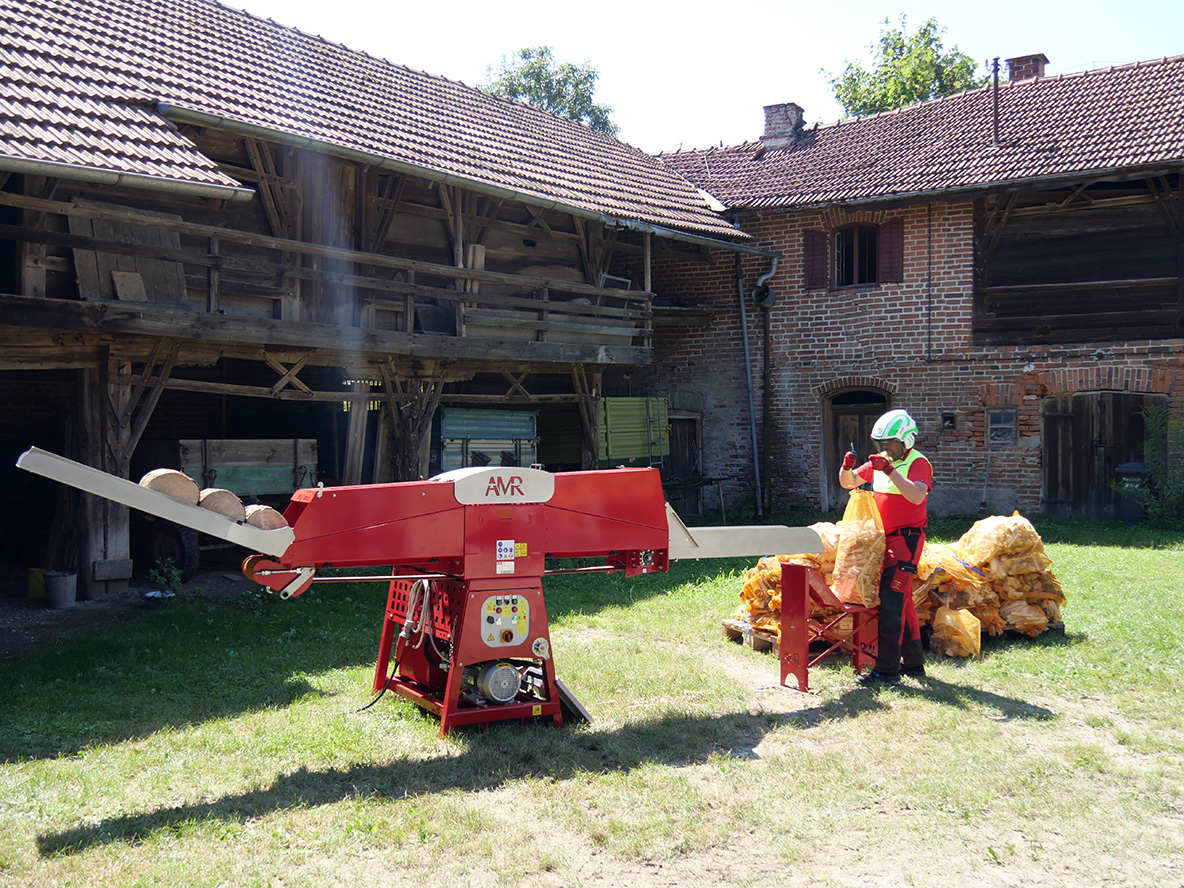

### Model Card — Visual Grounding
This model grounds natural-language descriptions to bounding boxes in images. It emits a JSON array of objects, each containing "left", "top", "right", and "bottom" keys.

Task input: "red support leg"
[
  {"left": 780, "top": 563, "right": 810, "bottom": 692},
  {"left": 372, "top": 580, "right": 403, "bottom": 694}
]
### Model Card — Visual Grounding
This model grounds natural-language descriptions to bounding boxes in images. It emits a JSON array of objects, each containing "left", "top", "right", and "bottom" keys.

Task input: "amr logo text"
[{"left": 484, "top": 475, "right": 524, "bottom": 497}]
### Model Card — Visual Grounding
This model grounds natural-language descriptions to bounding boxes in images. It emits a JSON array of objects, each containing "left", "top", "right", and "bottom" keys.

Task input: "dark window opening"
[
  {"left": 834, "top": 225, "right": 879, "bottom": 287},
  {"left": 987, "top": 408, "right": 1018, "bottom": 445}
]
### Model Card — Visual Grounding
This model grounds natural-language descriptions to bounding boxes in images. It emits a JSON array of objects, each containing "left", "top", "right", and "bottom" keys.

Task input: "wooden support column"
[
  {"left": 78, "top": 353, "right": 133, "bottom": 599},
  {"left": 378, "top": 360, "right": 446, "bottom": 481},
  {"left": 644, "top": 231, "right": 652, "bottom": 293},
  {"left": 18, "top": 175, "right": 58, "bottom": 299},
  {"left": 572, "top": 364, "right": 603, "bottom": 471},
  {"left": 342, "top": 381, "right": 370, "bottom": 486}
]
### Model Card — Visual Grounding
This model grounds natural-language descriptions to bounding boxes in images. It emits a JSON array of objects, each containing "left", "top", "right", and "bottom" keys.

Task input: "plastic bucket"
[
  {"left": 44, "top": 571, "right": 77, "bottom": 609},
  {"left": 27, "top": 567, "right": 47, "bottom": 599}
]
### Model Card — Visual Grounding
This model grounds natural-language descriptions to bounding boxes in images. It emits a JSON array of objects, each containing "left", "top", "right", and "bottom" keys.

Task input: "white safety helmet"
[{"left": 871, "top": 409, "right": 918, "bottom": 450}]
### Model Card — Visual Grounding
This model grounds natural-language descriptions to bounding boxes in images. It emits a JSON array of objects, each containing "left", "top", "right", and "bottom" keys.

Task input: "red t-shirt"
[{"left": 854, "top": 450, "right": 932, "bottom": 533}]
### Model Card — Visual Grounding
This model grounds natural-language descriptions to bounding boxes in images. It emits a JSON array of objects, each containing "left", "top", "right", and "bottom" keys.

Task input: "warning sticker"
[
  {"left": 515, "top": 542, "right": 528, "bottom": 557},
  {"left": 496, "top": 540, "right": 515, "bottom": 561}
]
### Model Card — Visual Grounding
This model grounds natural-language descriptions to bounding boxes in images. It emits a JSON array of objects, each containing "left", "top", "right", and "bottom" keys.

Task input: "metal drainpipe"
[
  {"left": 753, "top": 256, "right": 778, "bottom": 509},
  {"left": 735, "top": 254, "right": 763, "bottom": 517}
]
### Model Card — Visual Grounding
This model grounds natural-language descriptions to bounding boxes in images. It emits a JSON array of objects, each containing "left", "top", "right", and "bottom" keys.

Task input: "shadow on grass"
[
  {"left": 0, "top": 591, "right": 380, "bottom": 764},
  {"left": 761, "top": 662, "right": 1056, "bottom": 730},
  {"left": 34, "top": 664, "right": 1057, "bottom": 859},
  {"left": 869, "top": 676, "right": 1055, "bottom": 720}
]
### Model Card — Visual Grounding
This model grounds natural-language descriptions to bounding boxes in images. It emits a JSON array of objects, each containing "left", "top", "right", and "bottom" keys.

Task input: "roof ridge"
[{"left": 674, "top": 52, "right": 1184, "bottom": 157}]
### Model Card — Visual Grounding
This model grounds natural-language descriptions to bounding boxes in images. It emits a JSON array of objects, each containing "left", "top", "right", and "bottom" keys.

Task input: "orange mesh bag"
[
  {"left": 957, "top": 512, "right": 1045, "bottom": 567},
  {"left": 930, "top": 605, "right": 981, "bottom": 658},
  {"left": 832, "top": 489, "right": 885, "bottom": 607}
]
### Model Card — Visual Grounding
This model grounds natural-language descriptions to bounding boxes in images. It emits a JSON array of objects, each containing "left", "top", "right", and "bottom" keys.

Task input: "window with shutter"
[
  {"left": 878, "top": 217, "right": 904, "bottom": 283},
  {"left": 834, "top": 224, "right": 878, "bottom": 287},
  {"left": 803, "top": 229, "right": 828, "bottom": 289}
]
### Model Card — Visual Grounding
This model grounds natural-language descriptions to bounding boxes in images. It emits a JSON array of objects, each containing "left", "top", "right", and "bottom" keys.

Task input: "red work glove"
[
  {"left": 868, "top": 454, "right": 894, "bottom": 474},
  {"left": 842, "top": 451, "right": 857, "bottom": 470}
]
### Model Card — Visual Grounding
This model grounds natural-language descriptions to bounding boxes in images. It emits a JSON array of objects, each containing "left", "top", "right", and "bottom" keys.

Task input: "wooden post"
[
  {"left": 644, "top": 231, "right": 652, "bottom": 293},
  {"left": 207, "top": 235, "right": 220, "bottom": 313},
  {"left": 78, "top": 354, "right": 133, "bottom": 599},
  {"left": 378, "top": 361, "right": 446, "bottom": 482},
  {"left": 572, "top": 365, "right": 602, "bottom": 471},
  {"left": 343, "top": 381, "right": 370, "bottom": 485}
]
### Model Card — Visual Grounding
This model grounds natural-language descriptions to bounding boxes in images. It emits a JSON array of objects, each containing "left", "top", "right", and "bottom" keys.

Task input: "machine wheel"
[{"left": 148, "top": 522, "right": 200, "bottom": 581}]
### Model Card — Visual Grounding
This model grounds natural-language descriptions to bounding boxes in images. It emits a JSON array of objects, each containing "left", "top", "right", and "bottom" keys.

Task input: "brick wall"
[{"left": 645, "top": 199, "right": 1184, "bottom": 516}]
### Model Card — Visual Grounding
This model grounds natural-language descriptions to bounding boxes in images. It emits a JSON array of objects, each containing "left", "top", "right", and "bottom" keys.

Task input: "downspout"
[
  {"left": 762, "top": 304, "right": 771, "bottom": 509},
  {"left": 736, "top": 254, "right": 764, "bottom": 517},
  {"left": 926, "top": 202, "right": 933, "bottom": 362},
  {"left": 753, "top": 256, "right": 779, "bottom": 509}
]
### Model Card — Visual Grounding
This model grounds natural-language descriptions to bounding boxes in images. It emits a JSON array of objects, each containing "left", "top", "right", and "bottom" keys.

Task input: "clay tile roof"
[
  {"left": 660, "top": 55, "right": 1184, "bottom": 212},
  {"left": 1, "top": 0, "right": 742, "bottom": 239}
]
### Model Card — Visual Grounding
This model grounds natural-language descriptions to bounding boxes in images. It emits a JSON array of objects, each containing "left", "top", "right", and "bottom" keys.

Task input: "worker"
[{"left": 839, "top": 408, "right": 932, "bottom": 686}]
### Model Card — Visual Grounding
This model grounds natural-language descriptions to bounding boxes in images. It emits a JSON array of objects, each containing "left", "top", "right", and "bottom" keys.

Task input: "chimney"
[
  {"left": 1005, "top": 54, "right": 1049, "bottom": 82},
  {"left": 761, "top": 102, "right": 805, "bottom": 148}
]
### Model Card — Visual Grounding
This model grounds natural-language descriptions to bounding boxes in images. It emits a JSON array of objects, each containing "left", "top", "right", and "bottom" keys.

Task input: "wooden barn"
[
  {"left": 0, "top": 0, "right": 768, "bottom": 595},
  {"left": 654, "top": 53, "right": 1184, "bottom": 521}
]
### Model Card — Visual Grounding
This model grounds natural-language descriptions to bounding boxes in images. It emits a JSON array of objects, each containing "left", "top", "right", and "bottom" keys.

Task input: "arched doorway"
[{"left": 823, "top": 389, "right": 889, "bottom": 510}]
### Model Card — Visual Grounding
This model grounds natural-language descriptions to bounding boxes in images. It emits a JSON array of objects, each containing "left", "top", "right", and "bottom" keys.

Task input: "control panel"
[{"left": 480, "top": 593, "right": 529, "bottom": 647}]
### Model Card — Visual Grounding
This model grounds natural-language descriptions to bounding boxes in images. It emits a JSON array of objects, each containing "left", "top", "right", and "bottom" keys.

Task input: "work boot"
[
  {"left": 900, "top": 663, "right": 927, "bottom": 678},
  {"left": 856, "top": 669, "right": 900, "bottom": 687}
]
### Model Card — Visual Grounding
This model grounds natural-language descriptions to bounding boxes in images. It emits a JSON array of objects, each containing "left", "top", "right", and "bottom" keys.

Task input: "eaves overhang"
[{"left": 157, "top": 103, "right": 772, "bottom": 258}]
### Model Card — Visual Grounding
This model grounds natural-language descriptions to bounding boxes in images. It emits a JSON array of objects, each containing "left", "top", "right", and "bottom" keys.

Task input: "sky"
[{"left": 225, "top": 0, "right": 1184, "bottom": 154}]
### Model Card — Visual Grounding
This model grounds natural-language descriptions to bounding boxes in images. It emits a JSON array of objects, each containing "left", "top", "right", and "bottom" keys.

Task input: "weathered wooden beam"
[
  {"left": 0, "top": 293, "right": 652, "bottom": 365},
  {"left": 261, "top": 349, "right": 317, "bottom": 395},
  {"left": 139, "top": 376, "right": 374, "bottom": 402},
  {"left": 122, "top": 339, "right": 181, "bottom": 466},
  {"left": 0, "top": 194, "right": 658, "bottom": 303},
  {"left": 342, "top": 381, "right": 370, "bottom": 485},
  {"left": 571, "top": 363, "right": 602, "bottom": 470}
]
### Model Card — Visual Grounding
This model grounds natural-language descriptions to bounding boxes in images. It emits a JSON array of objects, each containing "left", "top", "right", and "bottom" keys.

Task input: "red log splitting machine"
[{"left": 18, "top": 448, "right": 826, "bottom": 734}]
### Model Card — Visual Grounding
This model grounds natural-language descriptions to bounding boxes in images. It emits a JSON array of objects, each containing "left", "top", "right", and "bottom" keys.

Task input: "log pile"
[{"left": 137, "top": 469, "right": 290, "bottom": 528}]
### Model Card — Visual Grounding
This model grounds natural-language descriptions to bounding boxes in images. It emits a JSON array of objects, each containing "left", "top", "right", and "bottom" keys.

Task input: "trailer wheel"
[{"left": 149, "top": 523, "right": 200, "bottom": 582}]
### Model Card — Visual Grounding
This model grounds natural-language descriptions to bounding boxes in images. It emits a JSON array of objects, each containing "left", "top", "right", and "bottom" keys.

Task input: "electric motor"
[{"left": 463, "top": 661, "right": 521, "bottom": 704}]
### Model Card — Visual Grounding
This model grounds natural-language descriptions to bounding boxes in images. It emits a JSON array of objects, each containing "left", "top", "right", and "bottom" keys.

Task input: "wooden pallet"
[
  {"left": 727, "top": 617, "right": 1066, "bottom": 658},
  {"left": 721, "top": 618, "right": 780, "bottom": 656}
]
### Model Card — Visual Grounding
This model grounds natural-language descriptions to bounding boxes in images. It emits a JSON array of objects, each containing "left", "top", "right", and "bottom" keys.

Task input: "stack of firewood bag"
[
  {"left": 737, "top": 522, "right": 840, "bottom": 634},
  {"left": 736, "top": 511, "right": 1065, "bottom": 658},
  {"left": 916, "top": 512, "right": 1065, "bottom": 641}
]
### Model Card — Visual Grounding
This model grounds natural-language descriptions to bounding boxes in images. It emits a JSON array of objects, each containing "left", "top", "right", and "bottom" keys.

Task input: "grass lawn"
[{"left": 1, "top": 517, "right": 1182, "bottom": 887}]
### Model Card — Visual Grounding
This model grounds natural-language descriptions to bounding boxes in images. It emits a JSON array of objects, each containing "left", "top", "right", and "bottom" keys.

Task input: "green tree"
[
  {"left": 482, "top": 46, "right": 619, "bottom": 138},
  {"left": 826, "top": 16, "right": 986, "bottom": 117}
]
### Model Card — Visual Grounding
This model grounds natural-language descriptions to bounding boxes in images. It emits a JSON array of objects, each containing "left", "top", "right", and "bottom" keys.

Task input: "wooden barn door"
[
  {"left": 826, "top": 391, "right": 889, "bottom": 510},
  {"left": 666, "top": 416, "right": 702, "bottom": 516},
  {"left": 1041, "top": 392, "right": 1164, "bottom": 518}
]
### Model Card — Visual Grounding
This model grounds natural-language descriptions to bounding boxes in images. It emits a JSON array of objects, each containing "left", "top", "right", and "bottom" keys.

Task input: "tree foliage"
[
  {"left": 826, "top": 17, "right": 986, "bottom": 117},
  {"left": 482, "top": 46, "right": 619, "bottom": 138}
]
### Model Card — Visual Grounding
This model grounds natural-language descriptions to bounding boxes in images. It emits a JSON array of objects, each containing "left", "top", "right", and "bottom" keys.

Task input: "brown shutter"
[
  {"left": 878, "top": 217, "right": 904, "bottom": 283},
  {"left": 803, "top": 229, "right": 828, "bottom": 289}
]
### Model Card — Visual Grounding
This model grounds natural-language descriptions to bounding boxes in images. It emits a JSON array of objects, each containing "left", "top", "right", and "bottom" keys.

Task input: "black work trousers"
[{"left": 875, "top": 528, "right": 925, "bottom": 674}]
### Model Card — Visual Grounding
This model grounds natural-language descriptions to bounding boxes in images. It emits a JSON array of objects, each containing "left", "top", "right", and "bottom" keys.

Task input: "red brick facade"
[{"left": 634, "top": 199, "right": 1184, "bottom": 517}]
